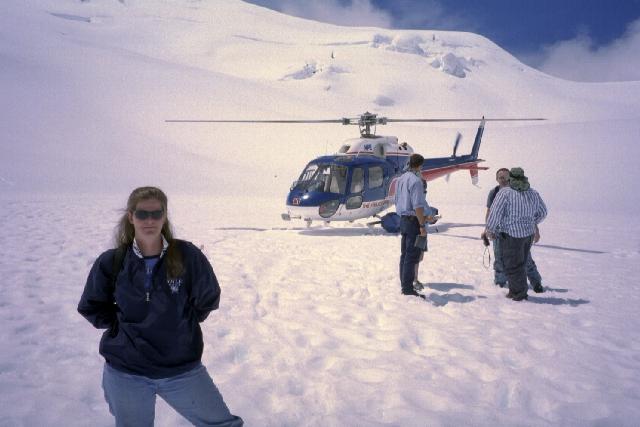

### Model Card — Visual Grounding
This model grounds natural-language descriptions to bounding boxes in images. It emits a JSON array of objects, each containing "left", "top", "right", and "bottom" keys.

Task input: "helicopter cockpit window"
[
  {"left": 369, "top": 166, "right": 384, "bottom": 189},
  {"left": 299, "top": 164, "right": 318, "bottom": 182},
  {"left": 294, "top": 164, "right": 347, "bottom": 194},
  {"left": 350, "top": 168, "right": 364, "bottom": 193}
]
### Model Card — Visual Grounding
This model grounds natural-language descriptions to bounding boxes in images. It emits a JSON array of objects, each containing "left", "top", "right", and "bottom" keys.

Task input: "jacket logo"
[{"left": 167, "top": 278, "right": 183, "bottom": 294}]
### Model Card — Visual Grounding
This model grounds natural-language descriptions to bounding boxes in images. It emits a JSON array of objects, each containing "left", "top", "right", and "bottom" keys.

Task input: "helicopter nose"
[{"left": 288, "top": 191, "right": 306, "bottom": 207}]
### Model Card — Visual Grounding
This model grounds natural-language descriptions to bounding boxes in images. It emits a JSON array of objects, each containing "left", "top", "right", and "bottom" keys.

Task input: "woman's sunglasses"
[{"left": 133, "top": 209, "right": 164, "bottom": 220}]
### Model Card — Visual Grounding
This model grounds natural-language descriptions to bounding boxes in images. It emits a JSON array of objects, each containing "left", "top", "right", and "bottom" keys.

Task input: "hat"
[{"left": 509, "top": 167, "right": 530, "bottom": 191}]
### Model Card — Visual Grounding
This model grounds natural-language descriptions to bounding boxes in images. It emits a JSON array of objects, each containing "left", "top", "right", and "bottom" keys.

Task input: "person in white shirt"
[{"left": 394, "top": 154, "right": 430, "bottom": 298}]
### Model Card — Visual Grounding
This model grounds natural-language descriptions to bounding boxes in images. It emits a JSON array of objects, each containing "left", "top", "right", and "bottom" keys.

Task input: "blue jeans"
[
  {"left": 102, "top": 363, "right": 243, "bottom": 427},
  {"left": 493, "top": 236, "right": 541, "bottom": 286},
  {"left": 399, "top": 216, "right": 422, "bottom": 294}
]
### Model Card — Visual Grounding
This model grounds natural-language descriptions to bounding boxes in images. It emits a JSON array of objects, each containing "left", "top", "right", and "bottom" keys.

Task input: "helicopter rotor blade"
[
  {"left": 165, "top": 119, "right": 345, "bottom": 123},
  {"left": 166, "top": 118, "right": 545, "bottom": 123},
  {"left": 165, "top": 115, "right": 546, "bottom": 131},
  {"left": 453, "top": 132, "right": 462, "bottom": 157},
  {"left": 386, "top": 118, "right": 545, "bottom": 123}
]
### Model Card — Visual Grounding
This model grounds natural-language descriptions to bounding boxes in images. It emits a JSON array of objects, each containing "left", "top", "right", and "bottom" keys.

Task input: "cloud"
[
  {"left": 534, "top": 18, "right": 640, "bottom": 82},
  {"left": 266, "top": 0, "right": 393, "bottom": 28}
]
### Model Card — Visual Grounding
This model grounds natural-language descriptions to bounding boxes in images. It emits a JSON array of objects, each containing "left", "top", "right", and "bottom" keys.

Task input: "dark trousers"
[
  {"left": 498, "top": 233, "right": 534, "bottom": 298},
  {"left": 493, "top": 237, "right": 542, "bottom": 286},
  {"left": 399, "top": 216, "right": 422, "bottom": 294}
]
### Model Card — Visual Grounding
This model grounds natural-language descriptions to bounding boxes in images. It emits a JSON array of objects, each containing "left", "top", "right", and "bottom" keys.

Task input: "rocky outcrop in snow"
[
  {"left": 281, "top": 61, "right": 348, "bottom": 80},
  {"left": 370, "top": 33, "right": 481, "bottom": 78},
  {"left": 431, "top": 53, "right": 469, "bottom": 78}
]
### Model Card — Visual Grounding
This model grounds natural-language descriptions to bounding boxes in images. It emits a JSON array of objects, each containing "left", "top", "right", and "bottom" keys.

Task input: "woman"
[{"left": 78, "top": 187, "right": 243, "bottom": 427}]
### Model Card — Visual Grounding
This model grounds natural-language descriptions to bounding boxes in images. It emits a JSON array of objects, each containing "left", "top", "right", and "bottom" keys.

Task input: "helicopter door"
[
  {"left": 364, "top": 165, "right": 386, "bottom": 204},
  {"left": 346, "top": 167, "right": 364, "bottom": 209}
]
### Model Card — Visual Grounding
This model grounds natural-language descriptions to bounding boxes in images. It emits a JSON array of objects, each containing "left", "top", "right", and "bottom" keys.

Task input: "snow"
[{"left": 1, "top": 1, "right": 640, "bottom": 426}]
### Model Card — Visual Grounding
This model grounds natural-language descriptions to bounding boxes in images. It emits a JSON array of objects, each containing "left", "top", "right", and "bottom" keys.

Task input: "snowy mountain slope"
[
  {"left": 20, "top": 0, "right": 639, "bottom": 120},
  {"left": 2, "top": 0, "right": 639, "bottom": 209}
]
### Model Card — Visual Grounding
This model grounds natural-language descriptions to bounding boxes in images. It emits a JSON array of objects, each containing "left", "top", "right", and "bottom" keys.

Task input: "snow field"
[{"left": 3, "top": 195, "right": 638, "bottom": 426}]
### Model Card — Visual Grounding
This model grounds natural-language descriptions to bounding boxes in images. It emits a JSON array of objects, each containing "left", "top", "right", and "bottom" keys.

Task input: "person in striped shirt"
[
  {"left": 484, "top": 168, "right": 543, "bottom": 291},
  {"left": 485, "top": 167, "right": 547, "bottom": 301}
]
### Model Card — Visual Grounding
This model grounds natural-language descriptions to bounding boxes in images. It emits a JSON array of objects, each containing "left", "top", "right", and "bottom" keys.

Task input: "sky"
[{"left": 245, "top": 0, "right": 640, "bottom": 82}]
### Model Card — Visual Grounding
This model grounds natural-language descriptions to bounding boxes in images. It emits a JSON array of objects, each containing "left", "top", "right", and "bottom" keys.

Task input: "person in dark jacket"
[{"left": 78, "top": 186, "right": 243, "bottom": 427}]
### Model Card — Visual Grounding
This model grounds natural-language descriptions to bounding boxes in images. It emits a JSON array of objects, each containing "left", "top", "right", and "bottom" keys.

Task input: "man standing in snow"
[
  {"left": 485, "top": 167, "right": 547, "bottom": 301},
  {"left": 394, "top": 154, "right": 430, "bottom": 298},
  {"left": 483, "top": 168, "right": 544, "bottom": 292}
]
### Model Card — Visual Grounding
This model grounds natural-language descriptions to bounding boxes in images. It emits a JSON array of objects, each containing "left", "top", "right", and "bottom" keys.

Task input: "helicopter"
[{"left": 166, "top": 112, "right": 544, "bottom": 227}]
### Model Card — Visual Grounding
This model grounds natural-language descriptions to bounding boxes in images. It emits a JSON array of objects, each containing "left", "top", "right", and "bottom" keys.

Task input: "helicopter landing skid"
[
  {"left": 281, "top": 213, "right": 313, "bottom": 227},
  {"left": 281, "top": 213, "right": 301, "bottom": 221}
]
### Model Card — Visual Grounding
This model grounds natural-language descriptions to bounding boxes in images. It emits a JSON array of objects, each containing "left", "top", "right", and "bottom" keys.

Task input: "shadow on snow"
[{"left": 526, "top": 296, "right": 590, "bottom": 306}]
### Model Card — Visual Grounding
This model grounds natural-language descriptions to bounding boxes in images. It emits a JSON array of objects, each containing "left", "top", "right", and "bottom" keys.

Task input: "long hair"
[{"left": 114, "top": 186, "right": 183, "bottom": 279}]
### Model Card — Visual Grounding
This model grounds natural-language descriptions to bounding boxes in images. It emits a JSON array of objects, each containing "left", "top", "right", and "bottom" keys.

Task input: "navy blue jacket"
[{"left": 78, "top": 240, "right": 221, "bottom": 379}]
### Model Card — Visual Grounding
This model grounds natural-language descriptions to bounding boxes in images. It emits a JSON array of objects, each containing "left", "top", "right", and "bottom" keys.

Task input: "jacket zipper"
[
  {"left": 143, "top": 259, "right": 155, "bottom": 303},
  {"left": 144, "top": 256, "right": 163, "bottom": 303}
]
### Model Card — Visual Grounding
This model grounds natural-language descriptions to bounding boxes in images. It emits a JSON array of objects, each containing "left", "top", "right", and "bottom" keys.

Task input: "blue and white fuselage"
[
  {"left": 283, "top": 120, "right": 486, "bottom": 224},
  {"left": 284, "top": 136, "right": 410, "bottom": 223}
]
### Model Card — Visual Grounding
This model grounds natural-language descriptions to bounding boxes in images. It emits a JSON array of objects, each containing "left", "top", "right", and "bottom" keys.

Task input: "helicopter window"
[
  {"left": 327, "top": 165, "right": 347, "bottom": 194},
  {"left": 346, "top": 195, "right": 362, "bottom": 210},
  {"left": 350, "top": 168, "right": 364, "bottom": 193},
  {"left": 369, "top": 166, "right": 384, "bottom": 189},
  {"left": 293, "top": 164, "right": 347, "bottom": 194},
  {"left": 299, "top": 164, "right": 318, "bottom": 182}
]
